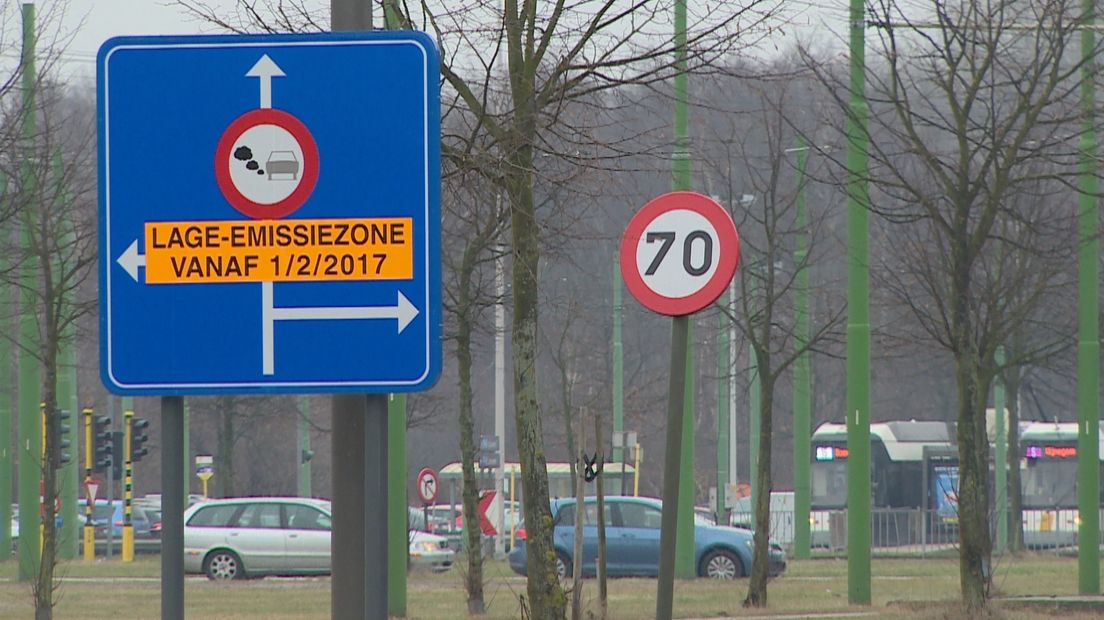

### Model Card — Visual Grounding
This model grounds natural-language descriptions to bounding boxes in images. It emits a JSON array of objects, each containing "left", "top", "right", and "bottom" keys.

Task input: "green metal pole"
[
  {"left": 656, "top": 317, "right": 689, "bottom": 620},
  {"left": 717, "top": 288, "right": 730, "bottom": 525},
  {"left": 54, "top": 164, "right": 78, "bottom": 560},
  {"left": 671, "top": 0, "right": 696, "bottom": 581},
  {"left": 994, "top": 346, "right": 1007, "bottom": 554},
  {"left": 792, "top": 138, "right": 811, "bottom": 560},
  {"left": 388, "top": 393, "right": 407, "bottom": 617},
  {"left": 676, "top": 323, "right": 696, "bottom": 578},
  {"left": 1077, "top": 0, "right": 1100, "bottom": 593},
  {"left": 49, "top": 151, "right": 79, "bottom": 560},
  {"left": 613, "top": 253, "right": 624, "bottom": 475},
  {"left": 297, "top": 396, "right": 312, "bottom": 497},
  {"left": 846, "top": 0, "right": 872, "bottom": 602},
  {"left": 17, "top": 1, "right": 41, "bottom": 581},
  {"left": 379, "top": 4, "right": 408, "bottom": 613},
  {"left": 0, "top": 172, "right": 10, "bottom": 561}
]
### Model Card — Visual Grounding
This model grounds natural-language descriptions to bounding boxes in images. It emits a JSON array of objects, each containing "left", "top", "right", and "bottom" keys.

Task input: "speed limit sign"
[{"left": 620, "top": 192, "right": 740, "bottom": 316}]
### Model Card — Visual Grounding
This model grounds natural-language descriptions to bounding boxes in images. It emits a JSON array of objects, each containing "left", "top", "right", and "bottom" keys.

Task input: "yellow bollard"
[
  {"left": 83, "top": 525, "right": 95, "bottom": 561},
  {"left": 122, "top": 524, "right": 134, "bottom": 562}
]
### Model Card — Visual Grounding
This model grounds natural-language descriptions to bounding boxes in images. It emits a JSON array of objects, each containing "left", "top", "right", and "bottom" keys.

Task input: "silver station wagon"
[
  {"left": 184, "top": 497, "right": 455, "bottom": 580},
  {"left": 184, "top": 497, "right": 334, "bottom": 579}
]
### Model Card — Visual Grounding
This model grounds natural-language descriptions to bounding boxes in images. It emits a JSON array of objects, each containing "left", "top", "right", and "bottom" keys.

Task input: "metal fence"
[{"left": 728, "top": 507, "right": 1104, "bottom": 556}]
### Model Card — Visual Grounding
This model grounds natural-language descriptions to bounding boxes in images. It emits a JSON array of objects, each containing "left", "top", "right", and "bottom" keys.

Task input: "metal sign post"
[
  {"left": 195, "top": 455, "right": 214, "bottom": 499},
  {"left": 620, "top": 192, "right": 740, "bottom": 620},
  {"left": 162, "top": 397, "right": 184, "bottom": 620}
]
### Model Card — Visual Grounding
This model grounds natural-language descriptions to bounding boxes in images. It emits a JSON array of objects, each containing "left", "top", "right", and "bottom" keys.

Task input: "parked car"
[
  {"left": 425, "top": 504, "right": 462, "bottom": 533},
  {"left": 508, "top": 496, "right": 785, "bottom": 580},
  {"left": 79, "top": 500, "right": 154, "bottom": 539},
  {"left": 184, "top": 497, "right": 455, "bottom": 580},
  {"left": 144, "top": 507, "right": 163, "bottom": 538},
  {"left": 408, "top": 530, "right": 454, "bottom": 572},
  {"left": 185, "top": 497, "right": 332, "bottom": 580}
]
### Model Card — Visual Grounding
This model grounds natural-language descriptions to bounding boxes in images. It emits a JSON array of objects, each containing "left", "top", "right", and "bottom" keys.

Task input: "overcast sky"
[
  {"left": 26, "top": 0, "right": 851, "bottom": 84},
  {"left": 29, "top": 0, "right": 238, "bottom": 81}
]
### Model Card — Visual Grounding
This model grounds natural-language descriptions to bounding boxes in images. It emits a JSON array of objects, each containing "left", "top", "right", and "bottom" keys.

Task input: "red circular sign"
[
  {"left": 620, "top": 191, "right": 740, "bottom": 316},
  {"left": 214, "top": 108, "right": 320, "bottom": 219},
  {"left": 39, "top": 480, "right": 62, "bottom": 517},
  {"left": 416, "top": 467, "right": 439, "bottom": 505}
]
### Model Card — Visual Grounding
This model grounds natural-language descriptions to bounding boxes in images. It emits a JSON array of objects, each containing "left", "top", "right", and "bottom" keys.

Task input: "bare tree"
[
  {"left": 702, "top": 70, "right": 845, "bottom": 606},
  {"left": 1, "top": 82, "right": 97, "bottom": 619},
  {"left": 187, "top": 395, "right": 299, "bottom": 497},
  {"left": 173, "top": 2, "right": 780, "bottom": 616},
  {"left": 808, "top": 0, "right": 1091, "bottom": 608},
  {"left": 440, "top": 164, "right": 507, "bottom": 613}
]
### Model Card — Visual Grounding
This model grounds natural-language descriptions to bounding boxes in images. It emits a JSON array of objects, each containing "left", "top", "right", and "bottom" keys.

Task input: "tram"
[
  {"left": 1019, "top": 421, "right": 1104, "bottom": 548},
  {"left": 809, "top": 420, "right": 958, "bottom": 548},
  {"left": 809, "top": 418, "right": 1104, "bottom": 550}
]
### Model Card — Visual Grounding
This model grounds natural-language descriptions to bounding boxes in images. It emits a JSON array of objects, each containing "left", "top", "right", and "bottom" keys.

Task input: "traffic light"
[
  {"left": 94, "top": 415, "right": 113, "bottom": 473},
  {"left": 52, "top": 409, "right": 72, "bottom": 465},
  {"left": 111, "top": 431, "right": 124, "bottom": 480},
  {"left": 130, "top": 417, "right": 150, "bottom": 463}
]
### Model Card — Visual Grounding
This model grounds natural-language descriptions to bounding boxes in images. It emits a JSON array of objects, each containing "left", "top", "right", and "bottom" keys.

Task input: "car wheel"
[
  {"left": 700, "top": 548, "right": 742, "bottom": 580},
  {"left": 554, "top": 551, "right": 572, "bottom": 580},
  {"left": 204, "top": 549, "right": 245, "bottom": 581}
]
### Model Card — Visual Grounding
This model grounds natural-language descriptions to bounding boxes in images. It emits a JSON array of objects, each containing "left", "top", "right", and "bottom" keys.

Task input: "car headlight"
[
  {"left": 411, "top": 541, "right": 437, "bottom": 555},
  {"left": 745, "top": 539, "right": 755, "bottom": 551}
]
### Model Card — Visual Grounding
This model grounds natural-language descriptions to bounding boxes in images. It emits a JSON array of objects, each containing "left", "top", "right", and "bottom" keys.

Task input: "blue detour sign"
[{"left": 97, "top": 32, "right": 441, "bottom": 394}]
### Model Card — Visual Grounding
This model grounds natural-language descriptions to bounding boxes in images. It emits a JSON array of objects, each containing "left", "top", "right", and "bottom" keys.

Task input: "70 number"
[{"left": 644, "top": 230, "right": 713, "bottom": 277}]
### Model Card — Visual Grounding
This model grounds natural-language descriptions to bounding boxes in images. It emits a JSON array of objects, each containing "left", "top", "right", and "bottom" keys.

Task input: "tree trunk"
[
  {"left": 744, "top": 369, "right": 774, "bottom": 607},
  {"left": 950, "top": 241, "right": 991, "bottom": 611},
  {"left": 570, "top": 415, "right": 584, "bottom": 620},
  {"left": 562, "top": 367, "right": 576, "bottom": 482},
  {"left": 507, "top": 94, "right": 565, "bottom": 617},
  {"left": 36, "top": 361, "right": 58, "bottom": 620},
  {"left": 456, "top": 287, "right": 485, "bottom": 614},
  {"left": 1005, "top": 371, "right": 1024, "bottom": 553},
  {"left": 218, "top": 400, "right": 235, "bottom": 498},
  {"left": 594, "top": 414, "right": 607, "bottom": 620},
  {"left": 35, "top": 249, "right": 60, "bottom": 620},
  {"left": 954, "top": 364, "right": 992, "bottom": 611}
]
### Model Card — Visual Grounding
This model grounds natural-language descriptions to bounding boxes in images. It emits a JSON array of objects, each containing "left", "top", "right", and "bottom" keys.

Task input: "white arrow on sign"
[
  {"left": 261, "top": 285, "right": 421, "bottom": 375},
  {"left": 246, "top": 54, "right": 285, "bottom": 109},
  {"left": 117, "top": 239, "right": 146, "bottom": 282}
]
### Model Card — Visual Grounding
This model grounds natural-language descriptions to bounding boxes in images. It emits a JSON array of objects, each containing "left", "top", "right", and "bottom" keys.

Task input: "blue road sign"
[{"left": 98, "top": 32, "right": 441, "bottom": 395}]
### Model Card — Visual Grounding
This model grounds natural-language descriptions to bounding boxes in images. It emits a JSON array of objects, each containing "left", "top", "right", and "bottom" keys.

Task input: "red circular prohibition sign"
[
  {"left": 416, "top": 467, "right": 439, "bottom": 504},
  {"left": 214, "top": 108, "right": 320, "bottom": 219},
  {"left": 620, "top": 191, "right": 740, "bottom": 316}
]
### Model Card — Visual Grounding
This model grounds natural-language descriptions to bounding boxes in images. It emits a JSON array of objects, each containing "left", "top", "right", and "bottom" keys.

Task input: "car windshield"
[{"left": 92, "top": 505, "right": 114, "bottom": 521}]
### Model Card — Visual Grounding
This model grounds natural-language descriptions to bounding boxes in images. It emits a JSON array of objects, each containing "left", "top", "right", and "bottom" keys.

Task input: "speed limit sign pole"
[{"left": 621, "top": 191, "right": 739, "bottom": 620}]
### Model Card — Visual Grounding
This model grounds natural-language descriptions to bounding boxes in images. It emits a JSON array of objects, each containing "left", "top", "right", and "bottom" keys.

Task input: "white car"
[
  {"left": 408, "top": 530, "right": 454, "bottom": 572},
  {"left": 184, "top": 497, "right": 454, "bottom": 580},
  {"left": 185, "top": 497, "right": 332, "bottom": 580}
]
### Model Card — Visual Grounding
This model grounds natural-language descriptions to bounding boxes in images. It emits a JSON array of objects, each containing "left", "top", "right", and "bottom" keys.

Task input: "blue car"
[
  {"left": 508, "top": 496, "right": 785, "bottom": 579},
  {"left": 78, "top": 500, "right": 153, "bottom": 538}
]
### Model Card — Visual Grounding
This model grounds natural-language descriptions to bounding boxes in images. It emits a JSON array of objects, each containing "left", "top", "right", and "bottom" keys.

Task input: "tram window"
[
  {"left": 812, "top": 461, "right": 847, "bottom": 507},
  {"left": 1022, "top": 458, "right": 1077, "bottom": 508}
]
